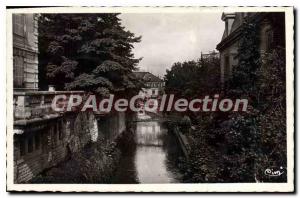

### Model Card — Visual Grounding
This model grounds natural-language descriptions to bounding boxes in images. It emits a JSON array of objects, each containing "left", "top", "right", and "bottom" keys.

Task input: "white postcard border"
[{"left": 6, "top": 6, "right": 294, "bottom": 192}]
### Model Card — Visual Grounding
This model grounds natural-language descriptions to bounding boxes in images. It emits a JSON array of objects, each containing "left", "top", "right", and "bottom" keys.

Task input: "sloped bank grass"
[
  {"left": 165, "top": 109, "right": 287, "bottom": 183},
  {"left": 170, "top": 113, "right": 227, "bottom": 183},
  {"left": 165, "top": 113, "right": 242, "bottom": 183}
]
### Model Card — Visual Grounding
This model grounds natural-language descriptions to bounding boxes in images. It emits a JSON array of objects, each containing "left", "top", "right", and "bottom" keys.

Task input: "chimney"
[{"left": 222, "top": 13, "right": 236, "bottom": 37}]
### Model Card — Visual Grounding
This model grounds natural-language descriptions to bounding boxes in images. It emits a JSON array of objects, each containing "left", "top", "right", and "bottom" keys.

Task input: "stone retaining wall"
[{"left": 14, "top": 111, "right": 99, "bottom": 183}]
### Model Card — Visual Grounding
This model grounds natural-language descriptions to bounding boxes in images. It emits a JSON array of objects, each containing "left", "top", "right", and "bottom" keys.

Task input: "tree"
[
  {"left": 38, "top": 14, "right": 142, "bottom": 97},
  {"left": 164, "top": 61, "right": 200, "bottom": 98},
  {"left": 164, "top": 57, "right": 220, "bottom": 99}
]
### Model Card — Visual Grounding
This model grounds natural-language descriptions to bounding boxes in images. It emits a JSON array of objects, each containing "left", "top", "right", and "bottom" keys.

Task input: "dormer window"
[
  {"left": 225, "top": 21, "right": 229, "bottom": 36},
  {"left": 222, "top": 13, "right": 236, "bottom": 37}
]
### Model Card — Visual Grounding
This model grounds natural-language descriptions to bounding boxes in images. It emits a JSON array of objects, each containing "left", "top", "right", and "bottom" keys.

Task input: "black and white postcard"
[{"left": 6, "top": 6, "right": 294, "bottom": 192}]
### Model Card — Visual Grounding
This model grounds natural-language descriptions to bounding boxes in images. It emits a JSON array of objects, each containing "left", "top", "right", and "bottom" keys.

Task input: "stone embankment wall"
[{"left": 14, "top": 111, "right": 126, "bottom": 183}]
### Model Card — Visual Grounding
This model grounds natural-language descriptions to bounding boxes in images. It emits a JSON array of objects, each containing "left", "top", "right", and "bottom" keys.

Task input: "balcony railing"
[{"left": 13, "top": 91, "right": 85, "bottom": 122}]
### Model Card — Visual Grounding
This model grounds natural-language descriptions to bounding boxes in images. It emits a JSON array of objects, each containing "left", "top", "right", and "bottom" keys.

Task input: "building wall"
[
  {"left": 220, "top": 41, "right": 239, "bottom": 84},
  {"left": 139, "top": 87, "right": 159, "bottom": 98},
  {"left": 13, "top": 14, "right": 39, "bottom": 91},
  {"left": 141, "top": 81, "right": 164, "bottom": 98},
  {"left": 218, "top": 13, "right": 285, "bottom": 86}
]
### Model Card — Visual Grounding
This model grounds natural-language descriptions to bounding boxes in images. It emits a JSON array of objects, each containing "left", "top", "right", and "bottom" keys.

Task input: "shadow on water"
[{"left": 112, "top": 117, "right": 183, "bottom": 184}]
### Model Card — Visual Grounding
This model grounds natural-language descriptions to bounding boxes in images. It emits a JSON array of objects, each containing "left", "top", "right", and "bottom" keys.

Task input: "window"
[
  {"left": 58, "top": 123, "right": 63, "bottom": 140},
  {"left": 13, "top": 56, "right": 24, "bottom": 88},
  {"left": 20, "top": 140, "right": 26, "bottom": 156},
  {"left": 35, "top": 134, "right": 40, "bottom": 150},
  {"left": 266, "top": 29, "right": 274, "bottom": 52},
  {"left": 224, "top": 56, "right": 230, "bottom": 79},
  {"left": 27, "top": 137, "right": 33, "bottom": 153},
  {"left": 53, "top": 128, "right": 58, "bottom": 145},
  {"left": 241, "top": 12, "right": 248, "bottom": 19},
  {"left": 13, "top": 14, "right": 25, "bottom": 36},
  {"left": 225, "top": 21, "right": 229, "bottom": 36}
]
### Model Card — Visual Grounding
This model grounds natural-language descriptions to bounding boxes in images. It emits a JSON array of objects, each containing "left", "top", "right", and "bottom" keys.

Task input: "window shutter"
[
  {"left": 13, "top": 56, "right": 24, "bottom": 88},
  {"left": 13, "top": 14, "right": 25, "bottom": 36}
]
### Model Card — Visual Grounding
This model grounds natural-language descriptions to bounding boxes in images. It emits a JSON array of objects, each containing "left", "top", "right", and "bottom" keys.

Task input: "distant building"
[
  {"left": 134, "top": 71, "right": 165, "bottom": 99},
  {"left": 200, "top": 50, "right": 220, "bottom": 62},
  {"left": 13, "top": 14, "right": 39, "bottom": 91},
  {"left": 216, "top": 12, "right": 285, "bottom": 85}
]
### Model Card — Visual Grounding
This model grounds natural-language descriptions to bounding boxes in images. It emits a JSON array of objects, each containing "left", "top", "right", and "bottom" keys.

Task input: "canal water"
[{"left": 112, "top": 117, "right": 183, "bottom": 183}]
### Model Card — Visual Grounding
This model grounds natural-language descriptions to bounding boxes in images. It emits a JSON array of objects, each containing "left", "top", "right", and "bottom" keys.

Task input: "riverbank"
[
  {"left": 32, "top": 142, "right": 120, "bottom": 183},
  {"left": 31, "top": 113, "right": 136, "bottom": 184},
  {"left": 164, "top": 115, "right": 224, "bottom": 183}
]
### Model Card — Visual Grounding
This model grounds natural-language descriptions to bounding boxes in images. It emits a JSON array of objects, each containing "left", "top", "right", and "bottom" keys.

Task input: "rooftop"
[{"left": 133, "top": 71, "right": 163, "bottom": 82}]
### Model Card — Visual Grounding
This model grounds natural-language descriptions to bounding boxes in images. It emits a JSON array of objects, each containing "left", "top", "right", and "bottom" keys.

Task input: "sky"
[{"left": 120, "top": 13, "right": 224, "bottom": 77}]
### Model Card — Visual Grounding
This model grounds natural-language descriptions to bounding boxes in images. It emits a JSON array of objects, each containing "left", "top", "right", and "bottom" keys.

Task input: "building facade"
[
  {"left": 134, "top": 71, "right": 165, "bottom": 99},
  {"left": 200, "top": 50, "right": 220, "bottom": 62},
  {"left": 216, "top": 12, "right": 285, "bottom": 85},
  {"left": 13, "top": 14, "right": 39, "bottom": 91}
]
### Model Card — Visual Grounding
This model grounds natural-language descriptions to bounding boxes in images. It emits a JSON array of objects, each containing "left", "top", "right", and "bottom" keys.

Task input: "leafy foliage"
[
  {"left": 38, "top": 14, "right": 143, "bottom": 96},
  {"left": 164, "top": 57, "right": 220, "bottom": 98},
  {"left": 165, "top": 19, "right": 286, "bottom": 183},
  {"left": 229, "top": 20, "right": 261, "bottom": 96}
]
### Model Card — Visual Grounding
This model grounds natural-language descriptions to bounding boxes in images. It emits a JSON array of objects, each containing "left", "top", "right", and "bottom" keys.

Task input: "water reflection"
[
  {"left": 112, "top": 117, "right": 182, "bottom": 183},
  {"left": 136, "top": 122, "right": 163, "bottom": 146}
]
